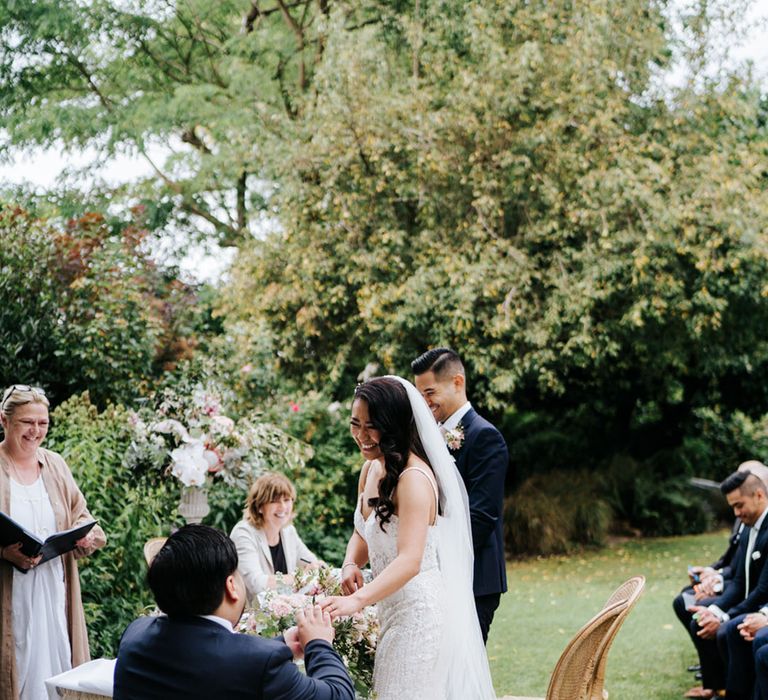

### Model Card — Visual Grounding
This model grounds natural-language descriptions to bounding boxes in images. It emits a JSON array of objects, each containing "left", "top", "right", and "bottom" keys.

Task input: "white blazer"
[{"left": 230, "top": 519, "right": 317, "bottom": 600}]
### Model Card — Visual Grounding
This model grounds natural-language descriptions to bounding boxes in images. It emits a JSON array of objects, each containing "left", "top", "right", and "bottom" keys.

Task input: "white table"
[{"left": 45, "top": 658, "right": 115, "bottom": 698}]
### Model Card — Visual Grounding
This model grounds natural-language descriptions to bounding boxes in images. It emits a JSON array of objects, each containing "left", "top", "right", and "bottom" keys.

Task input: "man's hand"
[
  {"left": 739, "top": 613, "right": 768, "bottom": 642},
  {"left": 297, "top": 605, "right": 335, "bottom": 647},
  {"left": 283, "top": 626, "right": 304, "bottom": 659},
  {"left": 694, "top": 570, "right": 723, "bottom": 598},
  {"left": 689, "top": 606, "right": 721, "bottom": 639}
]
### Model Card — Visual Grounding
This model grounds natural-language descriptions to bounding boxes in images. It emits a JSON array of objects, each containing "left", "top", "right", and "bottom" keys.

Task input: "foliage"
[
  {"left": 0, "top": 205, "right": 202, "bottom": 406},
  {"left": 45, "top": 392, "right": 180, "bottom": 657},
  {"left": 505, "top": 470, "right": 613, "bottom": 556}
]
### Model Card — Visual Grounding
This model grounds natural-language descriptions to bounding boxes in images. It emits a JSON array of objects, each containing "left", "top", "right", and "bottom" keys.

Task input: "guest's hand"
[
  {"left": 284, "top": 625, "right": 304, "bottom": 659},
  {"left": 738, "top": 613, "right": 768, "bottom": 641},
  {"left": 319, "top": 594, "right": 363, "bottom": 620},
  {"left": 2, "top": 543, "right": 41, "bottom": 570},
  {"left": 690, "top": 607, "right": 721, "bottom": 639},
  {"left": 341, "top": 564, "right": 364, "bottom": 595},
  {"left": 297, "top": 605, "right": 334, "bottom": 647},
  {"left": 695, "top": 570, "right": 721, "bottom": 598}
]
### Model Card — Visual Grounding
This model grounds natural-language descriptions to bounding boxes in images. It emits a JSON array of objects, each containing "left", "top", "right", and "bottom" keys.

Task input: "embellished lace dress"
[
  {"left": 10, "top": 476, "right": 71, "bottom": 700},
  {"left": 354, "top": 468, "right": 445, "bottom": 700}
]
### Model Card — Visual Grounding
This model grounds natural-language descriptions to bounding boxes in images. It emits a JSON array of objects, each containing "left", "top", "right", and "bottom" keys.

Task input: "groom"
[{"left": 412, "top": 348, "right": 508, "bottom": 643}]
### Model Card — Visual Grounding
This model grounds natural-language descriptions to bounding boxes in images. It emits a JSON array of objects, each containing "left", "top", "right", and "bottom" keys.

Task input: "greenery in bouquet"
[
  {"left": 125, "top": 378, "right": 312, "bottom": 490},
  {"left": 238, "top": 565, "right": 378, "bottom": 697}
]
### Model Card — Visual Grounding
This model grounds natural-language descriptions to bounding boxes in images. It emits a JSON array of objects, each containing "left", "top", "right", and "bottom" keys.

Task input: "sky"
[{"left": 0, "top": 0, "right": 766, "bottom": 283}]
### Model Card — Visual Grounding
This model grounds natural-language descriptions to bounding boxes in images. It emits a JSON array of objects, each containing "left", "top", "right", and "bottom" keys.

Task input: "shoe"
[
  {"left": 688, "top": 665, "right": 702, "bottom": 672},
  {"left": 683, "top": 688, "right": 715, "bottom": 699},
  {"left": 696, "top": 673, "right": 703, "bottom": 681}
]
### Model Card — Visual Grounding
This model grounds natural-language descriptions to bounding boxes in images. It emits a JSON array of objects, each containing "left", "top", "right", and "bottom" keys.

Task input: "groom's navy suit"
[
  {"left": 113, "top": 615, "right": 355, "bottom": 700},
  {"left": 451, "top": 407, "right": 508, "bottom": 641}
]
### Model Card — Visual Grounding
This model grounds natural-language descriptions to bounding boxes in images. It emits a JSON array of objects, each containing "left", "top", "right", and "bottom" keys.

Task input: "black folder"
[{"left": 0, "top": 512, "right": 97, "bottom": 573}]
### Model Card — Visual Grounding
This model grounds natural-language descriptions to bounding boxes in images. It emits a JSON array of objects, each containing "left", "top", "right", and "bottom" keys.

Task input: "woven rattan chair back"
[
  {"left": 143, "top": 536, "right": 167, "bottom": 566},
  {"left": 588, "top": 576, "right": 646, "bottom": 700},
  {"left": 542, "top": 599, "right": 628, "bottom": 700}
]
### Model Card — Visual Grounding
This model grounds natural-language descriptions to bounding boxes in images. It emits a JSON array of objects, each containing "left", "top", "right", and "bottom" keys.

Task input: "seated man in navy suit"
[
  {"left": 113, "top": 524, "right": 355, "bottom": 700},
  {"left": 685, "top": 471, "right": 768, "bottom": 699}
]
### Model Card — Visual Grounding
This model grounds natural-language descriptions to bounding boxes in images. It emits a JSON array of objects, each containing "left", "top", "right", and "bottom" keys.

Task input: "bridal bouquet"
[
  {"left": 125, "top": 381, "right": 311, "bottom": 489},
  {"left": 238, "top": 565, "right": 378, "bottom": 698}
]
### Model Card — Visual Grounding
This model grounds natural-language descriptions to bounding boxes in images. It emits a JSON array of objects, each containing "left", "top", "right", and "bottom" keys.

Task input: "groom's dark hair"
[
  {"left": 354, "top": 378, "right": 431, "bottom": 530},
  {"left": 148, "top": 524, "right": 238, "bottom": 616},
  {"left": 411, "top": 347, "right": 465, "bottom": 379}
]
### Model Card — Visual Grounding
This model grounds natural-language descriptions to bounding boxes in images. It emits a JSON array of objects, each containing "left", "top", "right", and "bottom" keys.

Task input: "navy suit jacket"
[
  {"left": 715, "top": 518, "right": 768, "bottom": 618},
  {"left": 452, "top": 408, "right": 509, "bottom": 597},
  {"left": 113, "top": 616, "right": 355, "bottom": 700}
]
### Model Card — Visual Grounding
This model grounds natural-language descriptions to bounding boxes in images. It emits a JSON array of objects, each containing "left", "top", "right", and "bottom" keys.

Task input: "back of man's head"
[
  {"left": 721, "top": 470, "right": 767, "bottom": 498},
  {"left": 148, "top": 524, "right": 238, "bottom": 617},
  {"left": 411, "top": 347, "right": 465, "bottom": 379}
]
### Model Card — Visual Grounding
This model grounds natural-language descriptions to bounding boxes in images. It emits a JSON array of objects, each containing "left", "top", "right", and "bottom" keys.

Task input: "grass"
[{"left": 488, "top": 530, "right": 727, "bottom": 699}]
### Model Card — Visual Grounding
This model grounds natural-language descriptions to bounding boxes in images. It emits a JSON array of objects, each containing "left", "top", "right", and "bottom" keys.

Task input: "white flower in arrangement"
[
  {"left": 209, "top": 415, "right": 235, "bottom": 436},
  {"left": 153, "top": 419, "right": 190, "bottom": 441},
  {"left": 169, "top": 441, "right": 210, "bottom": 487}
]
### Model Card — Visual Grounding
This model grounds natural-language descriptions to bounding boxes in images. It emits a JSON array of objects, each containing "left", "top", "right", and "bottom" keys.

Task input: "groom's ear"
[
  {"left": 452, "top": 373, "right": 466, "bottom": 392},
  {"left": 224, "top": 573, "right": 243, "bottom": 603}
]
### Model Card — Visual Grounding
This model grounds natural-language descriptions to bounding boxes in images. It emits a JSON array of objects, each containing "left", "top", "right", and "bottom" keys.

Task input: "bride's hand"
[
  {"left": 319, "top": 594, "right": 363, "bottom": 620},
  {"left": 341, "top": 563, "right": 364, "bottom": 594}
]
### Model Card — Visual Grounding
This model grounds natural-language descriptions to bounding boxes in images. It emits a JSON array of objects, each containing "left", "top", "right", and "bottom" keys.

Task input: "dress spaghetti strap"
[{"left": 399, "top": 467, "right": 439, "bottom": 525}]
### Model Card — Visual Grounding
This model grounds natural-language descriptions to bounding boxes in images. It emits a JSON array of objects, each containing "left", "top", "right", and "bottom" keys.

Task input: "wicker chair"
[
  {"left": 143, "top": 536, "right": 167, "bottom": 566},
  {"left": 501, "top": 599, "right": 629, "bottom": 700},
  {"left": 589, "top": 576, "right": 646, "bottom": 700}
]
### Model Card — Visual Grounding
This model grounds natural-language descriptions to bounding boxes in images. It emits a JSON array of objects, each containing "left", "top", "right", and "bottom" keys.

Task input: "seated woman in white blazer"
[{"left": 230, "top": 472, "right": 319, "bottom": 600}]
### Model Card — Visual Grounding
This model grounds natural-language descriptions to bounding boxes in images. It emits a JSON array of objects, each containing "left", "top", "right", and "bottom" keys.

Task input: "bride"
[{"left": 320, "top": 376, "right": 495, "bottom": 699}]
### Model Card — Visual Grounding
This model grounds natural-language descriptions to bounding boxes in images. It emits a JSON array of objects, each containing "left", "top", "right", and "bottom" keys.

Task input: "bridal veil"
[{"left": 390, "top": 376, "right": 496, "bottom": 699}]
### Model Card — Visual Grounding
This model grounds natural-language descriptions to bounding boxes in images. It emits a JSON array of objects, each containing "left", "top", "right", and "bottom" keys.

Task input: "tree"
[
  {"left": 222, "top": 0, "right": 768, "bottom": 490},
  {"left": 0, "top": 204, "right": 202, "bottom": 404}
]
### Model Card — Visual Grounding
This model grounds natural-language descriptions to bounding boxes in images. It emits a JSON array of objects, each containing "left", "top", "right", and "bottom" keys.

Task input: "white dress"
[
  {"left": 355, "top": 468, "right": 445, "bottom": 700},
  {"left": 10, "top": 476, "right": 71, "bottom": 700}
]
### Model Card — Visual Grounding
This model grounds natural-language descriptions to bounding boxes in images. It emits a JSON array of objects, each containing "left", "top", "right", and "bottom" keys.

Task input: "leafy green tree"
[{"left": 0, "top": 205, "right": 201, "bottom": 404}]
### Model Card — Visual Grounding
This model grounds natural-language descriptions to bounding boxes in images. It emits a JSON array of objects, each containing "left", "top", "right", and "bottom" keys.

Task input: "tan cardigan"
[{"left": 0, "top": 448, "right": 106, "bottom": 700}]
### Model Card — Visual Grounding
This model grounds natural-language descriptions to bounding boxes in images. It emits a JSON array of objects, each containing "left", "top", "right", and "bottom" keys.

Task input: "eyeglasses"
[{"left": 1, "top": 385, "right": 46, "bottom": 411}]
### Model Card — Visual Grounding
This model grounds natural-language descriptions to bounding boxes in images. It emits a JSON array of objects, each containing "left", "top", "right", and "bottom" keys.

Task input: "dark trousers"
[
  {"left": 687, "top": 615, "right": 729, "bottom": 690},
  {"left": 754, "top": 628, "right": 768, "bottom": 700},
  {"left": 723, "top": 614, "right": 754, "bottom": 700},
  {"left": 475, "top": 592, "right": 501, "bottom": 644}
]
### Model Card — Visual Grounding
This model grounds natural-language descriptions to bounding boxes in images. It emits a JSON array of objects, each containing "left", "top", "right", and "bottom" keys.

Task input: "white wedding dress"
[
  {"left": 354, "top": 377, "right": 496, "bottom": 700},
  {"left": 354, "top": 470, "right": 444, "bottom": 699}
]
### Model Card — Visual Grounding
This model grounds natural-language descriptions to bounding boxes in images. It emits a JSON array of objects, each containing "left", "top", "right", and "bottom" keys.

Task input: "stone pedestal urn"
[{"left": 178, "top": 484, "right": 210, "bottom": 525}]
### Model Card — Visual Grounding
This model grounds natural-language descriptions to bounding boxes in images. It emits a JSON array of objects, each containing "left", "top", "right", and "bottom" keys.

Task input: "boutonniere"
[
  {"left": 444, "top": 424, "right": 465, "bottom": 451},
  {"left": 753, "top": 551, "right": 762, "bottom": 561}
]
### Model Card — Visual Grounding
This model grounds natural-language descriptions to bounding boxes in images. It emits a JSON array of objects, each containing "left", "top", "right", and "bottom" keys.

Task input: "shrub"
[
  {"left": 505, "top": 470, "right": 613, "bottom": 556},
  {"left": 47, "top": 393, "right": 180, "bottom": 657}
]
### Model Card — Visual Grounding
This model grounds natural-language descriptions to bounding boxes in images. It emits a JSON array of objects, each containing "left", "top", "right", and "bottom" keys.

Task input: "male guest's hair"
[
  {"left": 721, "top": 470, "right": 767, "bottom": 497},
  {"left": 411, "top": 347, "right": 465, "bottom": 378},
  {"left": 148, "top": 524, "right": 238, "bottom": 617}
]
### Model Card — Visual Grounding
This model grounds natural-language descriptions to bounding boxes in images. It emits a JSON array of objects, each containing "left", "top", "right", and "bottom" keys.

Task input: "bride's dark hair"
[{"left": 354, "top": 377, "right": 431, "bottom": 530}]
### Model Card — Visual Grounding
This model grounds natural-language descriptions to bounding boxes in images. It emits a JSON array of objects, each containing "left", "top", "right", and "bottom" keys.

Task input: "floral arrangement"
[
  {"left": 238, "top": 565, "right": 378, "bottom": 698},
  {"left": 444, "top": 423, "right": 465, "bottom": 451},
  {"left": 126, "top": 381, "right": 312, "bottom": 489}
]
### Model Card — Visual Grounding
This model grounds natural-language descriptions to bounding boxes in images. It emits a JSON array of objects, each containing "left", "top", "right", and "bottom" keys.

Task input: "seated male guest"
[
  {"left": 755, "top": 627, "right": 768, "bottom": 700},
  {"left": 722, "top": 606, "right": 768, "bottom": 700},
  {"left": 685, "top": 471, "right": 768, "bottom": 699},
  {"left": 113, "top": 525, "right": 355, "bottom": 700}
]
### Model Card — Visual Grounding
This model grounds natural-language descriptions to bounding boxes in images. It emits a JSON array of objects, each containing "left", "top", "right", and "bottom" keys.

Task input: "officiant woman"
[{"left": 0, "top": 384, "right": 106, "bottom": 700}]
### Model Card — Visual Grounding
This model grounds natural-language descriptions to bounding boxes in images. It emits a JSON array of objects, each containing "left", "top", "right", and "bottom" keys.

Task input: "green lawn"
[{"left": 488, "top": 530, "right": 727, "bottom": 699}]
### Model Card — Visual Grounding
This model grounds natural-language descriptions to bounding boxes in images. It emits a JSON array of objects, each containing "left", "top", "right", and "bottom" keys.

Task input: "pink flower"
[
  {"left": 240, "top": 364, "right": 254, "bottom": 374},
  {"left": 289, "top": 402, "right": 300, "bottom": 413}
]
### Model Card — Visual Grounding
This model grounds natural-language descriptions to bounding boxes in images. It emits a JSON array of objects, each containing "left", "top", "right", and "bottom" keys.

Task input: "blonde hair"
[
  {"left": 245, "top": 473, "right": 297, "bottom": 528},
  {"left": 1, "top": 385, "right": 49, "bottom": 421}
]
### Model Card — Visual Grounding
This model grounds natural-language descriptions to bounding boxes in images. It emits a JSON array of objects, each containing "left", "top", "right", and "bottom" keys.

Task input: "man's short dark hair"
[
  {"left": 411, "top": 347, "right": 465, "bottom": 379},
  {"left": 147, "top": 524, "right": 238, "bottom": 617},
  {"left": 721, "top": 470, "right": 767, "bottom": 497}
]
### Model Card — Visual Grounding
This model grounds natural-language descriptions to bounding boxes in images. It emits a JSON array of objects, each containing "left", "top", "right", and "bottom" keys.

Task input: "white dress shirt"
[{"left": 441, "top": 402, "right": 472, "bottom": 432}]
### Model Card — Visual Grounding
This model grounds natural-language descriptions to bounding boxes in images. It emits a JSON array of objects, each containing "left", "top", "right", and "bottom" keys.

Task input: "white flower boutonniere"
[
  {"left": 753, "top": 550, "right": 762, "bottom": 561},
  {"left": 444, "top": 424, "right": 465, "bottom": 451}
]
